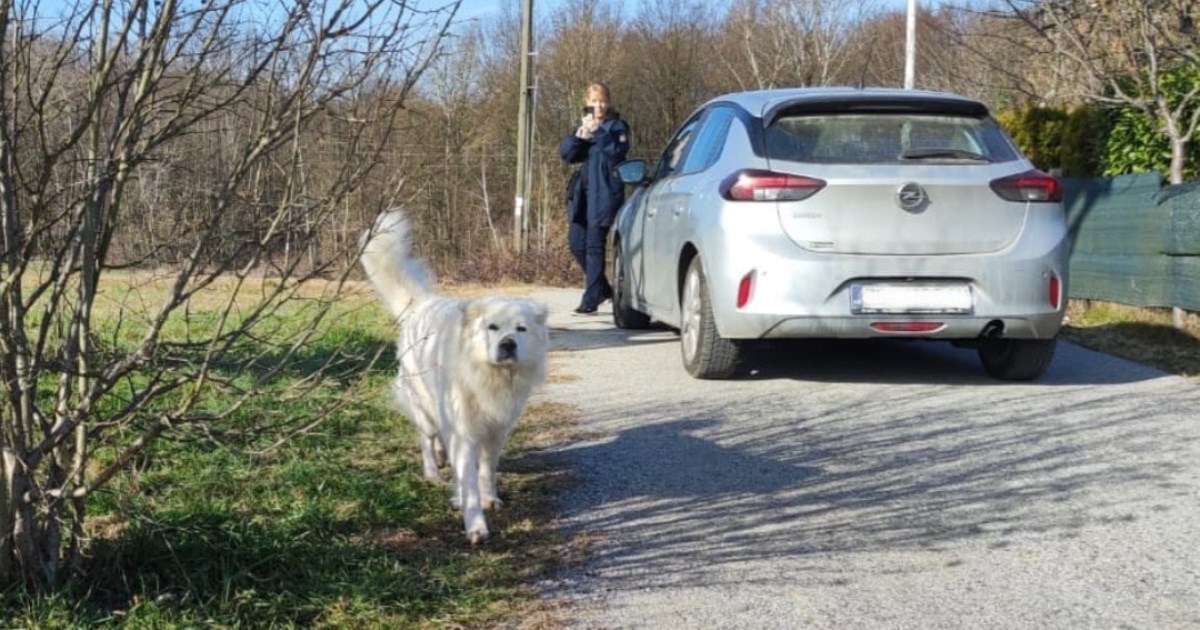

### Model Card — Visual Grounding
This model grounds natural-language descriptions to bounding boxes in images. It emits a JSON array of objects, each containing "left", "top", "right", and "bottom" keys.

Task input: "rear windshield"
[{"left": 765, "top": 114, "right": 1020, "bottom": 164}]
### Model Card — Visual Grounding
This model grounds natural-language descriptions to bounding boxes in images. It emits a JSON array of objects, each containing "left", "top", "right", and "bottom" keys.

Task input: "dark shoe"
[{"left": 573, "top": 305, "right": 599, "bottom": 315}]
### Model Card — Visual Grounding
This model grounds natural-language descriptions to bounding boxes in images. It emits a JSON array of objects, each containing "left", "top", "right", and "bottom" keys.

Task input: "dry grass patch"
[
  {"left": 545, "top": 350, "right": 582, "bottom": 385},
  {"left": 1064, "top": 300, "right": 1200, "bottom": 378},
  {"left": 355, "top": 527, "right": 426, "bottom": 550},
  {"left": 516, "top": 400, "right": 586, "bottom": 448},
  {"left": 66, "top": 267, "right": 550, "bottom": 325},
  {"left": 439, "top": 281, "right": 550, "bottom": 299}
]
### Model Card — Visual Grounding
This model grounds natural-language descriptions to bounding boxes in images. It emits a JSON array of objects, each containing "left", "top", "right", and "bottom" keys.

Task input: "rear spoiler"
[{"left": 764, "top": 96, "right": 990, "bottom": 127}]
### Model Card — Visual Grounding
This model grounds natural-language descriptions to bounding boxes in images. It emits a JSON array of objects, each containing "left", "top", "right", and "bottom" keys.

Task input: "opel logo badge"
[{"left": 895, "top": 182, "right": 927, "bottom": 211}]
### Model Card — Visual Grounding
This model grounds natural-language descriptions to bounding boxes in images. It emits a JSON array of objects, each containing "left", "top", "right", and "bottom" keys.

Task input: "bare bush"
[{"left": 0, "top": 0, "right": 456, "bottom": 588}]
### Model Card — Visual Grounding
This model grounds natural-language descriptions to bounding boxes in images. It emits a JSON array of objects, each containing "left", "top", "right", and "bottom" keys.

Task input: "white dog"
[{"left": 360, "top": 210, "right": 549, "bottom": 544}]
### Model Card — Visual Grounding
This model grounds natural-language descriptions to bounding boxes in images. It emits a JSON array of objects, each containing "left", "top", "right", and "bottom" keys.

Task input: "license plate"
[{"left": 851, "top": 283, "right": 974, "bottom": 314}]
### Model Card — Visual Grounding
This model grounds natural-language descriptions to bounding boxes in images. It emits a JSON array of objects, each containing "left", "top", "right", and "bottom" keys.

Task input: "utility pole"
[
  {"left": 513, "top": 0, "right": 535, "bottom": 252},
  {"left": 904, "top": 0, "right": 917, "bottom": 89}
]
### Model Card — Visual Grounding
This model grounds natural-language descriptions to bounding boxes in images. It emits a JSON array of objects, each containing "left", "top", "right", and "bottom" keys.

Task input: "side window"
[
  {"left": 680, "top": 106, "right": 735, "bottom": 175},
  {"left": 653, "top": 114, "right": 703, "bottom": 181}
]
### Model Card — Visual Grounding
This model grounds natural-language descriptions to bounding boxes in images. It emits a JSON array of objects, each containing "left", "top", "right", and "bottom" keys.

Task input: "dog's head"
[{"left": 463, "top": 297, "right": 550, "bottom": 369}]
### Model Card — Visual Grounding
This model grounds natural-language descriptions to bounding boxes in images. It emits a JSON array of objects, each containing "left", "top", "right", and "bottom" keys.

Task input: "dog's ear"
[
  {"left": 463, "top": 300, "right": 486, "bottom": 327},
  {"left": 531, "top": 302, "right": 549, "bottom": 326}
]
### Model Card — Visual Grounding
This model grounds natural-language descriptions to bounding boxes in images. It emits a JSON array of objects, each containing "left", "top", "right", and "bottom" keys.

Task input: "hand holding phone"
[{"left": 580, "top": 107, "right": 600, "bottom": 134}]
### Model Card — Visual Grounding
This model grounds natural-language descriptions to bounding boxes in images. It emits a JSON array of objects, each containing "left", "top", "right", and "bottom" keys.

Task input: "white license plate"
[{"left": 851, "top": 283, "right": 974, "bottom": 314}]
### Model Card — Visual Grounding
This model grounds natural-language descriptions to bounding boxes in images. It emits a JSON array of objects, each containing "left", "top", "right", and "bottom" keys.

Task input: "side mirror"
[{"left": 615, "top": 159, "right": 649, "bottom": 186}]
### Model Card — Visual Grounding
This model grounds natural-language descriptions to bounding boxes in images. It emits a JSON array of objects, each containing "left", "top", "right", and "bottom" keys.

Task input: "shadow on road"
[
  {"left": 548, "top": 326, "right": 1167, "bottom": 386},
  {"left": 549, "top": 322, "right": 676, "bottom": 353},
  {"left": 528, "top": 382, "right": 1198, "bottom": 589},
  {"left": 739, "top": 338, "right": 1167, "bottom": 386}
]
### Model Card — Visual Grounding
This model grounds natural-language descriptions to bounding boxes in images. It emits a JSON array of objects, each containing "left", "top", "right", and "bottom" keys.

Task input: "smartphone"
[{"left": 583, "top": 106, "right": 594, "bottom": 116}]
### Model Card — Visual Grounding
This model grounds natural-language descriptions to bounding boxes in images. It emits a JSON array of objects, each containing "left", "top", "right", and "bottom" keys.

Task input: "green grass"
[
  {"left": 1063, "top": 300, "right": 1200, "bottom": 378},
  {"left": 0, "top": 282, "right": 576, "bottom": 628}
]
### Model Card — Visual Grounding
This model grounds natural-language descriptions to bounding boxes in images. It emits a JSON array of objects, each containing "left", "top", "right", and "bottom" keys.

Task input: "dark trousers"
[{"left": 568, "top": 219, "right": 612, "bottom": 309}]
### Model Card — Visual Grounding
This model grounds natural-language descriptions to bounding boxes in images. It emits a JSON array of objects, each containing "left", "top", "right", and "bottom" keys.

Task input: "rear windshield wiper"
[{"left": 899, "top": 148, "right": 991, "bottom": 162}]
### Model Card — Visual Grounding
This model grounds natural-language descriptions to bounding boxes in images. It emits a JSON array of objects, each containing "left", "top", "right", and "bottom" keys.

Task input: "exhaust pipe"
[{"left": 980, "top": 320, "right": 1005, "bottom": 339}]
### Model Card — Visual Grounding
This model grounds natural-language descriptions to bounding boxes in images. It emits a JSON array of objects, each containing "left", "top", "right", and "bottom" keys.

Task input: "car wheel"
[
  {"left": 977, "top": 338, "right": 1057, "bottom": 381},
  {"left": 680, "top": 257, "right": 740, "bottom": 379},
  {"left": 612, "top": 240, "right": 652, "bottom": 330}
]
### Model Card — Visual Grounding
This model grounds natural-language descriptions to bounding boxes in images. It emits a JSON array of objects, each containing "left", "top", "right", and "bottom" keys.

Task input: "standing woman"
[{"left": 560, "top": 82, "right": 631, "bottom": 315}]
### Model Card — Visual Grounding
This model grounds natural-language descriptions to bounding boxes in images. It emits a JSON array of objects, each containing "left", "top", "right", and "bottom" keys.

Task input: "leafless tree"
[
  {"left": 717, "top": 0, "right": 879, "bottom": 91},
  {"left": 413, "top": 21, "right": 493, "bottom": 265},
  {"left": 909, "top": 6, "right": 1043, "bottom": 107},
  {"left": 999, "top": 0, "right": 1199, "bottom": 184},
  {"left": 0, "top": 0, "right": 457, "bottom": 588},
  {"left": 621, "top": 0, "right": 714, "bottom": 151}
]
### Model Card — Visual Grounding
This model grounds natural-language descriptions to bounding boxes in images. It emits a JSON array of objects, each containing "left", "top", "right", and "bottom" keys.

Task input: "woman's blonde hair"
[{"left": 585, "top": 82, "right": 611, "bottom": 102}]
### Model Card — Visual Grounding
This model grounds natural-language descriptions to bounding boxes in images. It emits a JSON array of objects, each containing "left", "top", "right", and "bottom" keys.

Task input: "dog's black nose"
[{"left": 498, "top": 336, "right": 517, "bottom": 360}]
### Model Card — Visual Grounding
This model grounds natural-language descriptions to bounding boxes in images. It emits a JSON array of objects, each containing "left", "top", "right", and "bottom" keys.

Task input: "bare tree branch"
[{"left": 0, "top": 0, "right": 461, "bottom": 588}]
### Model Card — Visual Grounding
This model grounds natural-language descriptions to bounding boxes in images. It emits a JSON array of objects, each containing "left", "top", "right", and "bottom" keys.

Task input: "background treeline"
[{"left": 21, "top": 0, "right": 1199, "bottom": 285}]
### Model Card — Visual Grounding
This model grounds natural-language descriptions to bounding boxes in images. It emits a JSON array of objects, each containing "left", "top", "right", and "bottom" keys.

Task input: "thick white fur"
[{"left": 360, "top": 210, "right": 549, "bottom": 544}]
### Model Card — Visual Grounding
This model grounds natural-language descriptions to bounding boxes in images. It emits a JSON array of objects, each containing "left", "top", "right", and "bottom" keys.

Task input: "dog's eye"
[
  {"left": 516, "top": 325, "right": 527, "bottom": 333},
  {"left": 487, "top": 323, "right": 500, "bottom": 331}
]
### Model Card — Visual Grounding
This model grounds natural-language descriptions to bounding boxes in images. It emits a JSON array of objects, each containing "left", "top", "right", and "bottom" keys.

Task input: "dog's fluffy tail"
[{"left": 360, "top": 210, "right": 434, "bottom": 319}]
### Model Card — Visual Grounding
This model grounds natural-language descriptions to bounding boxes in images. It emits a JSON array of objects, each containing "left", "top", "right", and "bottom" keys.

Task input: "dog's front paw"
[
  {"left": 467, "top": 526, "right": 490, "bottom": 545},
  {"left": 465, "top": 510, "right": 489, "bottom": 544},
  {"left": 482, "top": 494, "right": 504, "bottom": 510},
  {"left": 450, "top": 493, "right": 462, "bottom": 510}
]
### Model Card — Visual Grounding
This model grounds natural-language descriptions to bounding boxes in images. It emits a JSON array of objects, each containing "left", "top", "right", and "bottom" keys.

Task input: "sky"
[{"left": 454, "top": 0, "right": 934, "bottom": 22}]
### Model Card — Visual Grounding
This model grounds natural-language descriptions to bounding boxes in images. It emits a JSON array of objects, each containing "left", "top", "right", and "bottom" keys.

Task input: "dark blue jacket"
[{"left": 560, "top": 114, "right": 630, "bottom": 227}]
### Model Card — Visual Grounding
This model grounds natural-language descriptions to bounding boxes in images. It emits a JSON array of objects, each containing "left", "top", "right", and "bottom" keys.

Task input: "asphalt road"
[{"left": 529, "top": 287, "right": 1200, "bottom": 630}]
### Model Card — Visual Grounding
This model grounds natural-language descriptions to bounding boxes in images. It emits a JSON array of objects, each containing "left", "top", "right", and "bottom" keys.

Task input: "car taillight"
[
  {"left": 989, "top": 170, "right": 1062, "bottom": 202},
  {"left": 720, "top": 170, "right": 825, "bottom": 202},
  {"left": 1048, "top": 273, "right": 1061, "bottom": 309}
]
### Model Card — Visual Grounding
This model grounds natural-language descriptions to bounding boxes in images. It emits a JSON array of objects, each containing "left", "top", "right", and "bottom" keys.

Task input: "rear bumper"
[
  {"left": 734, "top": 312, "right": 1063, "bottom": 340},
  {"left": 704, "top": 221, "right": 1068, "bottom": 340}
]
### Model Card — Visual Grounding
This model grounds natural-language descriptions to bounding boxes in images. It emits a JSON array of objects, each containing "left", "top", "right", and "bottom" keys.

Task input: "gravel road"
[{"left": 528, "top": 287, "right": 1200, "bottom": 629}]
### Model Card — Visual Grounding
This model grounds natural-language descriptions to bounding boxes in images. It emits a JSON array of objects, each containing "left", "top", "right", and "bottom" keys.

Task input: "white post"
[{"left": 904, "top": 0, "right": 917, "bottom": 89}]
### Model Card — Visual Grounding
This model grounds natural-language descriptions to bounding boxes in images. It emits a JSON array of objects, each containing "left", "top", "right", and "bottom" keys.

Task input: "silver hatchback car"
[{"left": 610, "top": 87, "right": 1067, "bottom": 380}]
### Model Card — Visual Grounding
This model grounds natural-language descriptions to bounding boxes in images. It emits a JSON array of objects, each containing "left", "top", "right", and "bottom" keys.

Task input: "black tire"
[
  {"left": 680, "top": 257, "right": 741, "bottom": 379},
  {"left": 612, "top": 240, "right": 652, "bottom": 329},
  {"left": 977, "top": 338, "right": 1057, "bottom": 381}
]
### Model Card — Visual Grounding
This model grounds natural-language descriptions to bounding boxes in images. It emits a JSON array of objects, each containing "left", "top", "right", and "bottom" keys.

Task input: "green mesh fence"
[{"left": 1063, "top": 173, "right": 1200, "bottom": 311}]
